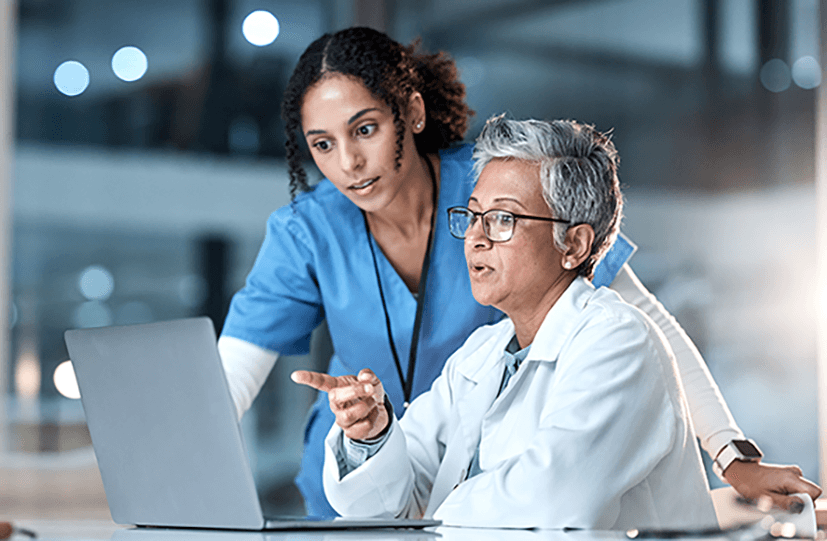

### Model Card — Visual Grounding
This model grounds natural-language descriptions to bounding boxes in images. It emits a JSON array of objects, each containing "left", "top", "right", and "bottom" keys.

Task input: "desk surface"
[{"left": 8, "top": 520, "right": 763, "bottom": 541}]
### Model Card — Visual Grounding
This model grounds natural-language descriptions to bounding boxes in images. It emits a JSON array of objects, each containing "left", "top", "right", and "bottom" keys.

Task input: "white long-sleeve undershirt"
[
  {"left": 217, "top": 335, "right": 278, "bottom": 421},
  {"left": 608, "top": 263, "right": 743, "bottom": 458}
]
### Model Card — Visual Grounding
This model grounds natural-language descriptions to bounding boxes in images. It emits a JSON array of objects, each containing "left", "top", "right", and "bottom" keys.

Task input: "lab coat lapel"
[{"left": 424, "top": 325, "right": 513, "bottom": 517}]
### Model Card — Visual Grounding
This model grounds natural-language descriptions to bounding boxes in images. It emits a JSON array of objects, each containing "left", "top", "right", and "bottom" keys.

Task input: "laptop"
[{"left": 64, "top": 317, "right": 440, "bottom": 531}]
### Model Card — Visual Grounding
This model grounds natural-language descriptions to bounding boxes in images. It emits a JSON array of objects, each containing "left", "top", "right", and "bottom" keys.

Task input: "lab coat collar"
[
  {"left": 455, "top": 277, "right": 596, "bottom": 382},
  {"left": 454, "top": 318, "right": 514, "bottom": 383},
  {"left": 525, "top": 276, "right": 595, "bottom": 364}
]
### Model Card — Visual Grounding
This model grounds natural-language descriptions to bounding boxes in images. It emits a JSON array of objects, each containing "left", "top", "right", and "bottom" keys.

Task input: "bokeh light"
[
  {"left": 72, "top": 301, "right": 113, "bottom": 329},
  {"left": 79, "top": 265, "right": 114, "bottom": 301},
  {"left": 111, "top": 46, "right": 148, "bottom": 82},
  {"left": 54, "top": 360, "right": 81, "bottom": 399},
  {"left": 15, "top": 354, "right": 40, "bottom": 399},
  {"left": 791, "top": 56, "right": 821, "bottom": 89},
  {"left": 759, "top": 59, "right": 791, "bottom": 93},
  {"left": 242, "top": 10, "right": 280, "bottom": 47},
  {"left": 53, "top": 60, "right": 90, "bottom": 96}
]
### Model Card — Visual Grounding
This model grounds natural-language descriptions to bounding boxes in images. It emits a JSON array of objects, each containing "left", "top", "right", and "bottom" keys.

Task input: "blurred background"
[{"left": 0, "top": 0, "right": 824, "bottom": 520}]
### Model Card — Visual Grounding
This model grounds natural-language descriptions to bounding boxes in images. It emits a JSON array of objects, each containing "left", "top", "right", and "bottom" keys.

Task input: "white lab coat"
[{"left": 323, "top": 278, "right": 717, "bottom": 530}]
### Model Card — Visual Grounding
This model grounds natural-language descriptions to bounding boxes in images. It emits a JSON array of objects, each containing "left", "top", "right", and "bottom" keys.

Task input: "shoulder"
[
  {"left": 265, "top": 180, "right": 361, "bottom": 247},
  {"left": 586, "top": 286, "right": 649, "bottom": 325},
  {"left": 569, "top": 286, "right": 668, "bottom": 362},
  {"left": 438, "top": 144, "right": 474, "bottom": 181},
  {"left": 439, "top": 143, "right": 474, "bottom": 165},
  {"left": 438, "top": 144, "right": 476, "bottom": 202},
  {"left": 271, "top": 179, "right": 350, "bottom": 224},
  {"left": 439, "top": 144, "right": 474, "bottom": 174}
]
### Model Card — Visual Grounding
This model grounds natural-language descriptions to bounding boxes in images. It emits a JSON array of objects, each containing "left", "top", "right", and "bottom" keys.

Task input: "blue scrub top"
[{"left": 221, "top": 144, "right": 636, "bottom": 517}]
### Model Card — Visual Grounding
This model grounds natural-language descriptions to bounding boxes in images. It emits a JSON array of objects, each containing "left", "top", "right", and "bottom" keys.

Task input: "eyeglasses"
[{"left": 447, "top": 206, "right": 570, "bottom": 243}]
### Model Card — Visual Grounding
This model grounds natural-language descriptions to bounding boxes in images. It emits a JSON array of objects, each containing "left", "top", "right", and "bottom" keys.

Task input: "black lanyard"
[{"left": 363, "top": 156, "right": 438, "bottom": 408}]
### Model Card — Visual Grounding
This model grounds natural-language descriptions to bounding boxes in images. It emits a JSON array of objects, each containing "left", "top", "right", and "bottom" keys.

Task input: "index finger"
[
  {"left": 783, "top": 476, "right": 823, "bottom": 501},
  {"left": 291, "top": 370, "right": 339, "bottom": 392}
]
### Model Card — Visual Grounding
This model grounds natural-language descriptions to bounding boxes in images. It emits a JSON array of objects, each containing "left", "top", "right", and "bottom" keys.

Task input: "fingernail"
[
  {"left": 364, "top": 384, "right": 373, "bottom": 393},
  {"left": 290, "top": 372, "right": 299, "bottom": 382},
  {"left": 790, "top": 500, "right": 804, "bottom": 514}
]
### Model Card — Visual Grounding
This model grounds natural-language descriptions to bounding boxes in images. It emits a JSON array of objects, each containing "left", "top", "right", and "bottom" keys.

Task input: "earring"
[
  {"left": 563, "top": 261, "right": 572, "bottom": 269},
  {"left": 416, "top": 122, "right": 423, "bottom": 129}
]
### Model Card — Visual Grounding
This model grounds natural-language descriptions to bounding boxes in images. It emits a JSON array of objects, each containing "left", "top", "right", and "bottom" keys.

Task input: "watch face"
[{"left": 732, "top": 440, "right": 761, "bottom": 458}]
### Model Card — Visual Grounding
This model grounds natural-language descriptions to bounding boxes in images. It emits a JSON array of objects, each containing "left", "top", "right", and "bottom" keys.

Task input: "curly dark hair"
[{"left": 281, "top": 27, "right": 473, "bottom": 198}]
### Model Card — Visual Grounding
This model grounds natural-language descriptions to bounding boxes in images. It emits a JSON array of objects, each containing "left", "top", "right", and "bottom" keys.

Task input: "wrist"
[
  {"left": 354, "top": 394, "right": 392, "bottom": 443},
  {"left": 371, "top": 395, "right": 393, "bottom": 439},
  {"left": 714, "top": 439, "right": 763, "bottom": 482},
  {"left": 721, "top": 459, "right": 762, "bottom": 490}
]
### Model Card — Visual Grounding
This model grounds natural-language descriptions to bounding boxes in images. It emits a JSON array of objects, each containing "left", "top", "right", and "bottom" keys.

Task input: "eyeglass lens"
[{"left": 449, "top": 209, "right": 514, "bottom": 242}]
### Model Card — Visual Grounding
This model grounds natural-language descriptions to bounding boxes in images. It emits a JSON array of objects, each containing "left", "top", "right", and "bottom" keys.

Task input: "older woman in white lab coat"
[{"left": 292, "top": 116, "right": 718, "bottom": 529}]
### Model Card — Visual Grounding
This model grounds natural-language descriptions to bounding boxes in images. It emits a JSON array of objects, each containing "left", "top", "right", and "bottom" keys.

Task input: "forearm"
[
  {"left": 217, "top": 336, "right": 278, "bottom": 420},
  {"left": 609, "top": 264, "right": 742, "bottom": 456}
]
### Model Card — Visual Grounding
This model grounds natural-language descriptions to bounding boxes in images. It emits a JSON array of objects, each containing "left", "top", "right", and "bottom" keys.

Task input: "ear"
[
  {"left": 561, "top": 224, "right": 595, "bottom": 271},
  {"left": 407, "top": 91, "right": 426, "bottom": 134}
]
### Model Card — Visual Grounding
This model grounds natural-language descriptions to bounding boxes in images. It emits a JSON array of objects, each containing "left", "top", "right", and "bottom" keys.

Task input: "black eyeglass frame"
[{"left": 447, "top": 206, "right": 571, "bottom": 242}]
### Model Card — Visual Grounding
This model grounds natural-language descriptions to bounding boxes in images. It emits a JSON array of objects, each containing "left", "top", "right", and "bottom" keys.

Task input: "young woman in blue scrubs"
[{"left": 218, "top": 27, "right": 821, "bottom": 518}]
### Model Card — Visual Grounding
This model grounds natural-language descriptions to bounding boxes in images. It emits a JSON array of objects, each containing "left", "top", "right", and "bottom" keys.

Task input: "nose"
[
  {"left": 464, "top": 215, "right": 490, "bottom": 249},
  {"left": 339, "top": 140, "right": 364, "bottom": 175}
]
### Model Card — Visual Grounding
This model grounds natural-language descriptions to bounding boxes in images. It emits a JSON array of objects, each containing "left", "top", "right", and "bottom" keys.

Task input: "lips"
[
  {"left": 468, "top": 261, "right": 493, "bottom": 277},
  {"left": 350, "top": 177, "right": 379, "bottom": 190}
]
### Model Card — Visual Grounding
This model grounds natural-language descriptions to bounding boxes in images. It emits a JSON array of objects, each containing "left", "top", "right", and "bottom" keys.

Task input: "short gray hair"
[{"left": 472, "top": 114, "right": 623, "bottom": 278}]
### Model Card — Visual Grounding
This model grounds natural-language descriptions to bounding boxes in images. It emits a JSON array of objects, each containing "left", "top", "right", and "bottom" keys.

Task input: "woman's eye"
[
  {"left": 496, "top": 213, "right": 514, "bottom": 226},
  {"left": 356, "top": 124, "right": 376, "bottom": 137},
  {"left": 313, "top": 140, "right": 331, "bottom": 152}
]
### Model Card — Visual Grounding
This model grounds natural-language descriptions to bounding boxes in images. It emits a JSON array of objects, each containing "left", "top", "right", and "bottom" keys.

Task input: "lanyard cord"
[{"left": 362, "top": 156, "right": 438, "bottom": 407}]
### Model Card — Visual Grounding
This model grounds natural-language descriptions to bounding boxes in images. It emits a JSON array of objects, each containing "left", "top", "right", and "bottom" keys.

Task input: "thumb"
[{"left": 357, "top": 368, "right": 381, "bottom": 386}]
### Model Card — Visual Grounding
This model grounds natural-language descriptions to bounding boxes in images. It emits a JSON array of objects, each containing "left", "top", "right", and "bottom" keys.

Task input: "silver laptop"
[{"left": 64, "top": 317, "right": 440, "bottom": 531}]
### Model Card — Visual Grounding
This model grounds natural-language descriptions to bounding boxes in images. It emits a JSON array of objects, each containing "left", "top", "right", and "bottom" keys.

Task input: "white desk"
[{"left": 7, "top": 520, "right": 745, "bottom": 541}]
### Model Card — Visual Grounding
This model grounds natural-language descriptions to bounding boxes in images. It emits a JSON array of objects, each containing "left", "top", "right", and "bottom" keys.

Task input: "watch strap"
[{"left": 713, "top": 439, "right": 763, "bottom": 481}]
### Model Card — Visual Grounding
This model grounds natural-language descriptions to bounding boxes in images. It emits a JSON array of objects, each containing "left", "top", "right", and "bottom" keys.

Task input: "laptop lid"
[{"left": 65, "top": 317, "right": 266, "bottom": 529}]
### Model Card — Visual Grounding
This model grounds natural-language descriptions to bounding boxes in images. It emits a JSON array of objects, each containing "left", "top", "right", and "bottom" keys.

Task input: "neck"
[
  {"left": 366, "top": 154, "right": 436, "bottom": 237},
  {"left": 508, "top": 274, "right": 576, "bottom": 349}
]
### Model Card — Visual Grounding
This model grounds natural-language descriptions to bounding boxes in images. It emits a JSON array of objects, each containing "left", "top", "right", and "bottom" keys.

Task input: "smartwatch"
[{"left": 713, "top": 439, "right": 763, "bottom": 480}]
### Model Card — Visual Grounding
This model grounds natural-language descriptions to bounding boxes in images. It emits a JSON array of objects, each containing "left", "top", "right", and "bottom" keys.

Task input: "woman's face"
[
  {"left": 300, "top": 74, "right": 421, "bottom": 213},
  {"left": 465, "top": 158, "right": 566, "bottom": 317}
]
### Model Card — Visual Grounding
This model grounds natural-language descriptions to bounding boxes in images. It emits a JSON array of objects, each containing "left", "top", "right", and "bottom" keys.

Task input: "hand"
[
  {"left": 291, "top": 368, "right": 389, "bottom": 441},
  {"left": 724, "top": 460, "right": 822, "bottom": 511}
]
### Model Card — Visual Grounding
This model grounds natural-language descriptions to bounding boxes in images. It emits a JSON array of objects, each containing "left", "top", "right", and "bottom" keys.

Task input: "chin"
[
  {"left": 345, "top": 191, "right": 387, "bottom": 213},
  {"left": 470, "top": 285, "right": 498, "bottom": 308}
]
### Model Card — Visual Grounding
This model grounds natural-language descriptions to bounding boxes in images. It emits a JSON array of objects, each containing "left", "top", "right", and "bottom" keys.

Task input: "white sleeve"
[
  {"left": 608, "top": 263, "right": 743, "bottom": 457},
  {"left": 217, "top": 335, "right": 278, "bottom": 421}
]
